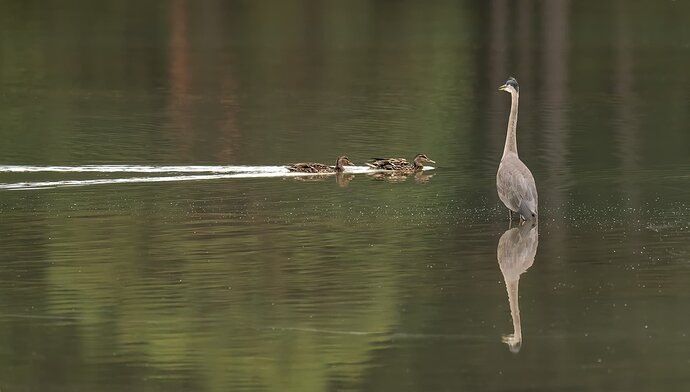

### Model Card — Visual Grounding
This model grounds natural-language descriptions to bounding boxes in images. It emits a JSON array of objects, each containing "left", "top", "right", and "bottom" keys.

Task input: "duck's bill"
[{"left": 427, "top": 159, "right": 436, "bottom": 164}]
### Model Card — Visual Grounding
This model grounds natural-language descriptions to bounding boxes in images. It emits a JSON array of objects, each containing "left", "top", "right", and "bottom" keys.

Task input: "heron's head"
[
  {"left": 498, "top": 77, "right": 519, "bottom": 94},
  {"left": 335, "top": 155, "right": 355, "bottom": 170},
  {"left": 413, "top": 154, "right": 436, "bottom": 166},
  {"left": 502, "top": 333, "right": 522, "bottom": 353}
]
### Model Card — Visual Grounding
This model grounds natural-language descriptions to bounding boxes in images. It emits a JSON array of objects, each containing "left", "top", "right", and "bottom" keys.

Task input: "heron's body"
[
  {"left": 497, "top": 78, "right": 538, "bottom": 221},
  {"left": 497, "top": 152, "right": 538, "bottom": 220}
]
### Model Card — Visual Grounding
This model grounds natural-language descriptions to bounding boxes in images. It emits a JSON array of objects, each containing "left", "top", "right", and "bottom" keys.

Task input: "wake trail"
[{"left": 0, "top": 165, "right": 433, "bottom": 190}]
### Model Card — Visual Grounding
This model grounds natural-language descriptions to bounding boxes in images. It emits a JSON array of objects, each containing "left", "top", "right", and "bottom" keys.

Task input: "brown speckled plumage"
[
  {"left": 287, "top": 155, "right": 354, "bottom": 173},
  {"left": 366, "top": 154, "right": 435, "bottom": 172}
]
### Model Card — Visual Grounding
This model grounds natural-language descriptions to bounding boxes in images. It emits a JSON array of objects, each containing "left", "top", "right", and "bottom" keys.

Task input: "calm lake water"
[{"left": 1, "top": 1, "right": 690, "bottom": 391}]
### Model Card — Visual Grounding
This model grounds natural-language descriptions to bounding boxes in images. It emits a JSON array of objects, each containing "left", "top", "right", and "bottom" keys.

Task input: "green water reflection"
[{"left": 1, "top": 1, "right": 690, "bottom": 391}]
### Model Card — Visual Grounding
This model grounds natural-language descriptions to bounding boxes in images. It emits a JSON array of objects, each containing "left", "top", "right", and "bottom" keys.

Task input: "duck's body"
[
  {"left": 287, "top": 162, "right": 336, "bottom": 173},
  {"left": 497, "top": 77, "right": 538, "bottom": 221},
  {"left": 366, "top": 154, "right": 435, "bottom": 172},
  {"left": 287, "top": 156, "right": 354, "bottom": 173}
]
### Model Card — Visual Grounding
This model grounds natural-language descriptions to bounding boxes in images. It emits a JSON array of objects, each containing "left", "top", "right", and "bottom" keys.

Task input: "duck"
[
  {"left": 366, "top": 154, "right": 435, "bottom": 171},
  {"left": 287, "top": 155, "right": 354, "bottom": 173}
]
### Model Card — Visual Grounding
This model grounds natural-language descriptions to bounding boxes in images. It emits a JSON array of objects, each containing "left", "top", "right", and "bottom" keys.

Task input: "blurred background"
[{"left": 0, "top": 1, "right": 689, "bottom": 391}]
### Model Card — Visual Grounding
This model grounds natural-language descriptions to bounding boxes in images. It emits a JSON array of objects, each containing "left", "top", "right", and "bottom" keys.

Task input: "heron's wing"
[{"left": 497, "top": 157, "right": 538, "bottom": 215}]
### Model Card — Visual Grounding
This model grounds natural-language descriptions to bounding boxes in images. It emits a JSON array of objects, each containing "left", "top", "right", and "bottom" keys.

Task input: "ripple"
[{"left": 0, "top": 165, "right": 434, "bottom": 190}]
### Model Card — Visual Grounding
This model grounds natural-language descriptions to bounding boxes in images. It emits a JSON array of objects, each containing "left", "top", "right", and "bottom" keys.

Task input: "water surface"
[{"left": 1, "top": 1, "right": 690, "bottom": 391}]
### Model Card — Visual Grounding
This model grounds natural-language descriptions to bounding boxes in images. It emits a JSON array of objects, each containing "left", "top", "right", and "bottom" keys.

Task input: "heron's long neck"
[
  {"left": 506, "top": 279, "right": 522, "bottom": 340},
  {"left": 502, "top": 91, "right": 519, "bottom": 158}
]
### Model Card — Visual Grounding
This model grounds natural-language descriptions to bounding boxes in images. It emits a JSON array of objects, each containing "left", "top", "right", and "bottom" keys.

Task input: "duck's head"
[
  {"left": 335, "top": 155, "right": 355, "bottom": 171},
  {"left": 413, "top": 154, "right": 436, "bottom": 167},
  {"left": 498, "top": 77, "right": 519, "bottom": 95}
]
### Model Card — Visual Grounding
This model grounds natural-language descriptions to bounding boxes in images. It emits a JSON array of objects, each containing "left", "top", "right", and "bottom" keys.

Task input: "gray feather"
[{"left": 497, "top": 153, "right": 538, "bottom": 220}]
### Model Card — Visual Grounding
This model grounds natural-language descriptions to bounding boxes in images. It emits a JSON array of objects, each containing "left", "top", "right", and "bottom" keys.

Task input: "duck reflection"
[
  {"left": 367, "top": 171, "right": 434, "bottom": 184},
  {"left": 290, "top": 172, "right": 355, "bottom": 187},
  {"left": 497, "top": 222, "right": 538, "bottom": 353},
  {"left": 335, "top": 172, "right": 355, "bottom": 187}
]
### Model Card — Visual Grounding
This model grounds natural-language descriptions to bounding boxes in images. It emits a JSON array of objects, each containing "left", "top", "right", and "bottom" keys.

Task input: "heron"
[{"left": 497, "top": 77, "right": 538, "bottom": 222}]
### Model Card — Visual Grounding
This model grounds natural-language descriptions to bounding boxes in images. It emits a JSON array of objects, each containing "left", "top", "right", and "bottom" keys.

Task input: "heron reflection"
[{"left": 497, "top": 222, "right": 538, "bottom": 352}]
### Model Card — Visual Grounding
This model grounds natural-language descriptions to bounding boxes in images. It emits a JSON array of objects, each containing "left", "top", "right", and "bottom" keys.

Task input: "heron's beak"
[{"left": 498, "top": 84, "right": 508, "bottom": 91}]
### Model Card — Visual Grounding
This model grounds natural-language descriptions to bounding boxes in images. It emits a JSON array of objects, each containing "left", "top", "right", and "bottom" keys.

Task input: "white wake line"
[
  {"left": 0, "top": 172, "right": 327, "bottom": 190},
  {"left": 0, "top": 167, "right": 435, "bottom": 191},
  {"left": 0, "top": 164, "right": 432, "bottom": 174},
  {"left": 0, "top": 165, "right": 291, "bottom": 173}
]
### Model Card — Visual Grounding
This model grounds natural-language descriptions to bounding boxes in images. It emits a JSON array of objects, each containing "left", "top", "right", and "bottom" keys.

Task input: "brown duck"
[
  {"left": 287, "top": 155, "right": 354, "bottom": 173},
  {"left": 366, "top": 154, "right": 435, "bottom": 171}
]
